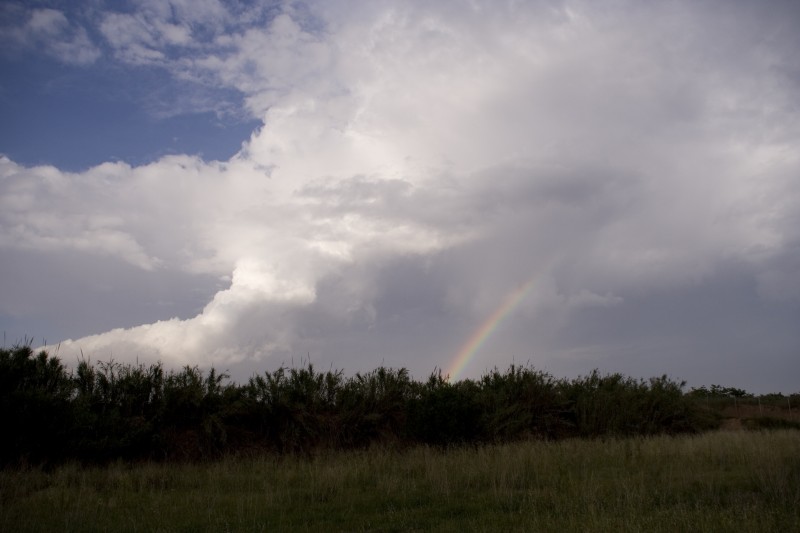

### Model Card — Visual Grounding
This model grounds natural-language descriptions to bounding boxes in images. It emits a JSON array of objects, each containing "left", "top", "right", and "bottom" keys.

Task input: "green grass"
[{"left": 2, "top": 430, "right": 798, "bottom": 532}]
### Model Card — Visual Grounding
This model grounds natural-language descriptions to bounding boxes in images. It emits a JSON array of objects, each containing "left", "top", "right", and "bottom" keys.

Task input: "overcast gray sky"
[{"left": 1, "top": 0, "right": 798, "bottom": 393}]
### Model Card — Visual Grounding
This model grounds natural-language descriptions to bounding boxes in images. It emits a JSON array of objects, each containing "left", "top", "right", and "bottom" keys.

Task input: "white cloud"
[
  {"left": 1, "top": 7, "right": 101, "bottom": 65},
  {"left": 27, "top": 8, "right": 69, "bottom": 34},
  {"left": 2, "top": 1, "right": 799, "bottom": 389},
  {"left": 56, "top": 256, "right": 315, "bottom": 367},
  {"left": 0, "top": 158, "right": 159, "bottom": 270},
  {"left": 99, "top": 12, "right": 168, "bottom": 65}
]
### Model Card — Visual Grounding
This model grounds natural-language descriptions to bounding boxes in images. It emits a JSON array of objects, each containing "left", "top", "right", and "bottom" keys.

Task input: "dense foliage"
[{"left": 2, "top": 344, "right": 791, "bottom": 465}]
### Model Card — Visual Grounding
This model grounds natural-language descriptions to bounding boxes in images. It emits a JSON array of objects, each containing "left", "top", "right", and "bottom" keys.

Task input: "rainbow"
[{"left": 446, "top": 279, "right": 536, "bottom": 381}]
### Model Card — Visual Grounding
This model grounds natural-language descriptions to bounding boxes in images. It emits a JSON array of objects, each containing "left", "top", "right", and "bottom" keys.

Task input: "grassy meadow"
[{"left": 2, "top": 430, "right": 798, "bottom": 532}]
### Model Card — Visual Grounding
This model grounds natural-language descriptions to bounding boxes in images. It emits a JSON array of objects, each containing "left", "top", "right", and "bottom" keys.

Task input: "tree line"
[{"left": 0, "top": 344, "right": 763, "bottom": 466}]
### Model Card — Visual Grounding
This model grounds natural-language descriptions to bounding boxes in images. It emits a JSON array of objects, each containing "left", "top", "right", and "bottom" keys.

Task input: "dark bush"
[
  {"left": 742, "top": 417, "right": 800, "bottom": 431},
  {"left": 0, "top": 349, "right": 736, "bottom": 465},
  {"left": 406, "top": 372, "right": 482, "bottom": 445},
  {"left": 335, "top": 367, "right": 413, "bottom": 448},
  {"left": 242, "top": 364, "right": 341, "bottom": 454},
  {"left": 478, "top": 365, "right": 571, "bottom": 441},
  {"left": 562, "top": 371, "right": 710, "bottom": 437},
  {"left": 0, "top": 346, "right": 74, "bottom": 465},
  {"left": 70, "top": 359, "right": 167, "bottom": 461}
]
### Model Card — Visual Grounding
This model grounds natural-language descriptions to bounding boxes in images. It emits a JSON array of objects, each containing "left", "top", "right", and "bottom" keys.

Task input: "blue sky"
[
  {"left": 1, "top": 0, "right": 799, "bottom": 393},
  {"left": 0, "top": 2, "right": 260, "bottom": 170},
  {"left": 0, "top": 58, "right": 258, "bottom": 170}
]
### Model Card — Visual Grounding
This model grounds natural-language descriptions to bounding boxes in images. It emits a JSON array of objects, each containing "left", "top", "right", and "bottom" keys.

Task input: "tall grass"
[{"left": 2, "top": 430, "right": 798, "bottom": 532}]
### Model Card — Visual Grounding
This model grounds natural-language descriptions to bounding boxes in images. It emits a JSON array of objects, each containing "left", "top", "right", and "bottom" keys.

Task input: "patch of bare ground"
[
  {"left": 720, "top": 417, "right": 743, "bottom": 430},
  {"left": 716, "top": 404, "right": 799, "bottom": 430}
]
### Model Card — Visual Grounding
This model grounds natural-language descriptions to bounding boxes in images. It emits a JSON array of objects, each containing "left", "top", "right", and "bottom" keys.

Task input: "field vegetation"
[
  {"left": 1, "top": 344, "right": 798, "bottom": 464},
  {"left": 0, "top": 344, "right": 742, "bottom": 463},
  {"left": 1, "top": 344, "right": 798, "bottom": 530},
  {"left": 2, "top": 431, "right": 798, "bottom": 531}
]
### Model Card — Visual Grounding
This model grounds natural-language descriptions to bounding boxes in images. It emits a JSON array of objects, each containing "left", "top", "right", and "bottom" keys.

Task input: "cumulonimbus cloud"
[{"left": 1, "top": 1, "right": 798, "bottom": 387}]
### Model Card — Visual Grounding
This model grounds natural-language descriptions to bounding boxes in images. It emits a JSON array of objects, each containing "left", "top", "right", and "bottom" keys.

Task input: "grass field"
[{"left": 2, "top": 430, "right": 798, "bottom": 532}]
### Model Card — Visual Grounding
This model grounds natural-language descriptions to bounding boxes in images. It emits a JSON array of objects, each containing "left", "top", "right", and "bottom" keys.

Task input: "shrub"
[
  {"left": 406, "top": 371, "right": 482, "bottom": 445},
  {"left": 0, "top": 349, "right": 736, "bottom": 464},
  {"left": 477, "top": 365, "right": 570, "bottom": 441},
  {"left": 0, "top": 346, "right": 74, "bottom": 465}
]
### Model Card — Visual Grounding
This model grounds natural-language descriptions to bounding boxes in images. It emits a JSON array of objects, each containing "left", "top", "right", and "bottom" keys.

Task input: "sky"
[{"left": 1, "top": 0, "right": 799, "bottom": 393}]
